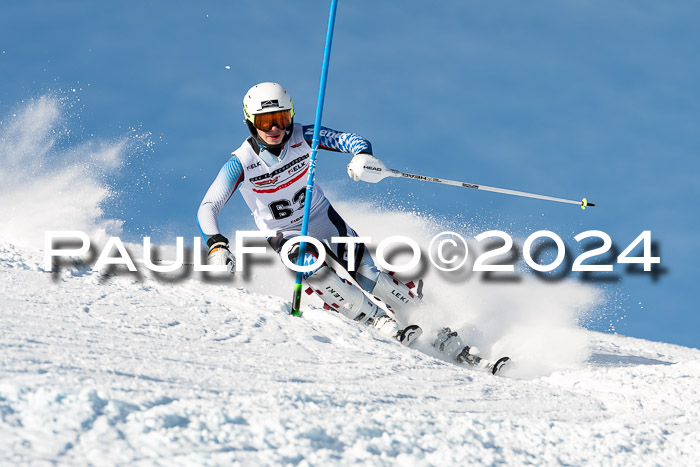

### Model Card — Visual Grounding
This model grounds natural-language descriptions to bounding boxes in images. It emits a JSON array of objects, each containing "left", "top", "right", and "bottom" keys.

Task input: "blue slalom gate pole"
[{"left": 291, "top": 0, "right": 339, "bottom": 316}]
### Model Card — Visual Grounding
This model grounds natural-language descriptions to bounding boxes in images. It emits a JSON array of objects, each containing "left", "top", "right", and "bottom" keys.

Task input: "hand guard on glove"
[
  {"left": 347, "top": 153, "right": 391, "bottom": 184},
  {"left": 207, "top": 238, "right": 235, "bottom": 273}
]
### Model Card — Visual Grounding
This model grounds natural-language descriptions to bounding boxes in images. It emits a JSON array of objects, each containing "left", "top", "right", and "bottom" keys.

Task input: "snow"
[
  {"left": 1, "top": 242, "right": 699, "bottom": 465},
  {"left": 1, "top": 93, "right": 699, "bottom": 465}
]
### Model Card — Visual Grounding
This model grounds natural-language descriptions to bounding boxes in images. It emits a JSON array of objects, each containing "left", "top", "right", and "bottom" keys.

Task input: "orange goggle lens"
[{"left": 254, "top": 111, "right": 292, "bottom": 132}]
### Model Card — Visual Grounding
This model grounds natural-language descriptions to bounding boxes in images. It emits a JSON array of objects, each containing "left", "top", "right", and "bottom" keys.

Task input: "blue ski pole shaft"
[{"left": 291, "top": 0, "right": 339, "bottom": 316}]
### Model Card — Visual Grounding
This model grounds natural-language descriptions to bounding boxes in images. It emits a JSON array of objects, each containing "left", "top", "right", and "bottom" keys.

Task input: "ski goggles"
[{"left": 254, "top": 110, "right": 292, "bottom": 132}]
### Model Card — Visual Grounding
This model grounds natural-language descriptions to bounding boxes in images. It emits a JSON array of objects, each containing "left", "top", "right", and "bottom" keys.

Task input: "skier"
[
  {"left": 196, "top": 82, "right": 507, "bottom": 372},
  {"left": 197, "top": 82, "right": 422, "bottom": 347}
]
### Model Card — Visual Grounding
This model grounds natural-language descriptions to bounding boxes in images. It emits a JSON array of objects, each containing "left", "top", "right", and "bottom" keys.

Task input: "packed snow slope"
[
  {"left": 1, "top": 242, "right": 699, "bottom": 466},
  {"left": 1, "top": 94, "right": 700, "bottom": 465}
]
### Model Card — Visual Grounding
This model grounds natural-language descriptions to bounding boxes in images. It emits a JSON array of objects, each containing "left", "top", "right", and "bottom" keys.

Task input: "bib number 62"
[{"left": 268, "top": 188, "right": 306, "bottom": 220}]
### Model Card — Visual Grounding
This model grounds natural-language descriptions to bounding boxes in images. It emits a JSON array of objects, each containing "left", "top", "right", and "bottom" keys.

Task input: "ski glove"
[
  {"left": 347, "top": 153, "right": 391, "bottom": 184},
  {"left": 207, "top": 241, "right": 235, "bottom": 273}
]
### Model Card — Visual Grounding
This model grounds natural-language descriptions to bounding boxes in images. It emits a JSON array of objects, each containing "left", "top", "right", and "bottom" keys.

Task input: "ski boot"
[{"left": 434, "top": 327, "right": 509, "bottom": 375}]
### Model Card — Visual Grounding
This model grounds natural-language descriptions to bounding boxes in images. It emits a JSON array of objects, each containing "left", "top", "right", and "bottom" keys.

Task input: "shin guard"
[
  {"left": 370, "top": 272, "right": 423, "bottom": 322},
  {"left": 304, "top": 266, "right": 405, "bottom": 340}
]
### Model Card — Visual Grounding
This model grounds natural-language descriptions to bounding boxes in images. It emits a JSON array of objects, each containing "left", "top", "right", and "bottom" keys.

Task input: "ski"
[
  {"left": 456, "top": 346, "right": 511, "bottom": 375},
  {"left": 397, "top": 324, "right": 423, "bottom": 346},
  {"left": 487, "top": 356, "right": 511, "bottom": 375},
  {"left": 436, "top": 327, "right": 511, "bottom": 376}
]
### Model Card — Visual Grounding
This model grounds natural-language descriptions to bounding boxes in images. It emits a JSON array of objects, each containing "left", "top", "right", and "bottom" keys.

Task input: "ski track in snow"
[{"left": 1, "top": 242, "right": 699, "bottom": 466}]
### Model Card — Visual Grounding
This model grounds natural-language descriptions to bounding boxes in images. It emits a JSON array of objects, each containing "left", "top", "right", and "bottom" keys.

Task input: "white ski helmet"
[{"left": 243, "top": 82, "right": 295, "bottom": 126}]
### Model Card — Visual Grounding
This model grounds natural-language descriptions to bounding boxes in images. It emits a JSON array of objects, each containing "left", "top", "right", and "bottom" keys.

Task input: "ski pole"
[
  {"left": 291, "top": 0, "right": 339, "bottom": 317},
  {"left": 375, "top": 167, "right": 595, "bottom": 210}
]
